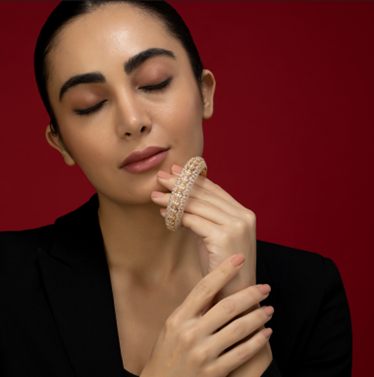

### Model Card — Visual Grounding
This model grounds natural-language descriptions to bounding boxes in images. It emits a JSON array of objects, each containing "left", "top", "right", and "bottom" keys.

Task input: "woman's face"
[{"left": 46, "top": 3, "right": 215, "bottom": 205}]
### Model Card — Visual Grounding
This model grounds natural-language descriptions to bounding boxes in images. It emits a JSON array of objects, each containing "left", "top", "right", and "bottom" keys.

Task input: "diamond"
[{"left": 165, "top": 157, "right": 207, "bottom": 231}]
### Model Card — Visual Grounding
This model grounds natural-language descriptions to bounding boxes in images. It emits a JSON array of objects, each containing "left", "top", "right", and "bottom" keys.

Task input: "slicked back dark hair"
[{"left": 34, "top": 0, "right": 204, "bottom": 143}]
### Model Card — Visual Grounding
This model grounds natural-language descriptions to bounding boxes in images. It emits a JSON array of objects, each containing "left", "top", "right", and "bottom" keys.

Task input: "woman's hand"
[
  {"left": 140, "top": 255, "right": 273, "bottom": 377},
  {"left": 151, "top": 164, "right": 257, "bottom": 303},
  {"left": 151, "top": 164, "right": 274, "bottom": 376}
]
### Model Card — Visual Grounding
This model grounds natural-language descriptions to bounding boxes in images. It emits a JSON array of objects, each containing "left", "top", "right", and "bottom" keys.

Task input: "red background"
[{"left": 0, "top": 1, "right": 373, "bottom": 375}]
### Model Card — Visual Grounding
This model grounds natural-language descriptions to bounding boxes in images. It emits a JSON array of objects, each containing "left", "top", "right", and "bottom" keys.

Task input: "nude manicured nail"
[
  {"left": 257, "top": 284, "right": 271, "bottom": 295},
  {"left": 151, "top": 191, "right": 165, "bottom": 198},
  {"left": 263, "top": 328, "right": 273, "bottom": 339},
  {"left": 171, "top": 164, "right": 183, "bottom": 173},
  {"left": 264, "top": 306, "right": 274, "bottom": 316},
  {"left": 230, "top": 253, "right": 245, "bottom": 267},
  {"left": 158, "top": 170, "right": 172, "bottom": 179}
]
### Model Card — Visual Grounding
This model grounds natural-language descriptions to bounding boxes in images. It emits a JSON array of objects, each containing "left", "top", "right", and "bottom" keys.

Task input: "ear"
[
  {"left": 45, "top": 124, "right": 76, "bottom": 166},
  {"left": 201, "top": 69, "right": 216, "bottom": 120}
]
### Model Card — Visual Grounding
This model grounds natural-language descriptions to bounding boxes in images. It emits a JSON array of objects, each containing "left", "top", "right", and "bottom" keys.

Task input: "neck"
[{"left": 97, "top": 192, "right": 199, "bottom": 288}]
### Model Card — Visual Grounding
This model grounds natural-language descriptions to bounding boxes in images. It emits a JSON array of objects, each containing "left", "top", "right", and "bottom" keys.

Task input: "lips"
[{"left": 120, "top": 146, "right": 169, "bottom": 168}]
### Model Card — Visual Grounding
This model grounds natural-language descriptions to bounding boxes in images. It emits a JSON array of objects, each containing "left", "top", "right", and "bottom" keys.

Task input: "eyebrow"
[
  {"left": 59, "top": 47, "right": 176, "bottom": 100},
  {"left": 124, "top": 47, "right": 175, "bottom": 75}
]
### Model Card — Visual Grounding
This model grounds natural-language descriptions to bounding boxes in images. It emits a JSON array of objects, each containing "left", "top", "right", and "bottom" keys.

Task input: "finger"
[
  {"left": 177, "top": 210, "right": 220, "bottom": 238},
  {"left": 151, "top": 192, "right": 235, "bottom": 227},
  {"left": 156, "top": 170, "right": 255, "bottom": 228},
  {"left": 214, "top": 327, "right": 272, "bottom": 374},
  {"left": 200, "top": 285, "right": 271, "bottom": 335},
  {"left": 151, "top": 193, "right": 220, "bottom": 239},
  {"left": 208, "top": 305, "right": 273, "bottom": 358},
  {"left": 158, "top": 169, "right": 244, "bottom": 214},
  {"left": 155, "top": 178, "right": 249, "bottom": 223},
  {"left": 171, "top": 164, "right": 245, "bottom": 211},
  {"left": 180, "top": 254, "right": 246, "bottom": 320},
  {"left": 155, "top": 171, "right": 251, "bottom": 227}
]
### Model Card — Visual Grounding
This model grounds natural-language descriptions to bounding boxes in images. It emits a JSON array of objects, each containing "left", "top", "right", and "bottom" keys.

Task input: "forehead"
[{"left": 48, "top": 3, "right": 185, "bottom": 85}]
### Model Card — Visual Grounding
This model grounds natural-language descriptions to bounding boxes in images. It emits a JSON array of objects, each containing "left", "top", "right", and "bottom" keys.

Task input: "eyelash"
[
  {"left": 75, "top": 77, "right": 173, "bottom": 116},
  {"left": 140, "top": 76, "right": 172, "bottom": 92},
  {"left": 75, "top": 100, "right": 107, "bottom": 116}
]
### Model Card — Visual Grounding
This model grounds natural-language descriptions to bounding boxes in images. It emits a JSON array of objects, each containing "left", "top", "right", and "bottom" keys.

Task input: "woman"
[{"left": 0, "top": 1, "right": 352, "bottom": 377}]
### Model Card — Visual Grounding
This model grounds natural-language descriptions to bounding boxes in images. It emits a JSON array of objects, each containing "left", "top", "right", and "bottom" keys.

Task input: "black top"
[{"left": 0, "top": 193, "right": 352, "bottom": 377}]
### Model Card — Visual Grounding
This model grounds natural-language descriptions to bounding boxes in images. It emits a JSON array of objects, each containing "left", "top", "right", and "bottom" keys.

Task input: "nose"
[{"left": 114, "top": 89, "right": 152, "bottom": 138}]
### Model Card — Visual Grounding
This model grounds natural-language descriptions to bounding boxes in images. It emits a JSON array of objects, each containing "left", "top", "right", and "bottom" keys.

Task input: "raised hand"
[
  {"left": 140, "top": 255, "right": 273, "bottom": 377},
  {"left": 151, "top": 164, "right": 257, "bottom": 302}
]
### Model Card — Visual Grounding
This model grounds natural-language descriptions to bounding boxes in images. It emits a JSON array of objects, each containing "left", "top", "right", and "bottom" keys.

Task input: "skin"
[{"left": 44, "top": 3, "right": 273, "bottom": 376}]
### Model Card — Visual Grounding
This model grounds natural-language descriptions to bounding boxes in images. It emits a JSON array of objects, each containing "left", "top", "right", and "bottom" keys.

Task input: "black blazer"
[{"left": 0, "top": 194, "right": 352, "bottom": 377}]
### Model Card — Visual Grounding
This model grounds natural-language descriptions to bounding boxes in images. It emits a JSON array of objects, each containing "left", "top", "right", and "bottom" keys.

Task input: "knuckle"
[
  {"left": 255, "top": 333, "right": 266, "bottom": 348},
  {"left": 199, "top": 370, "right": 210, "bottom": 377},
  {"left": 218, "top": 231, "right": 231, "bottom": 247},
  {"left": 205, "top": 364, "right": 224, "bottom": 377},
  {"left": 191, "top": 345, "right": 209, "bottom": 365},
  {"left": 254, "top": 309, "right": 265, "bottom": 322},
  {"left": 231, "top": 218, "right": 248, "bottom": 234},
  {"left": 220, "top": 298, "right": 236, "bottom": 315},
  {"left": 218, "top": 262, "right": 231, "bottom": 280},
  {"left": 165, "top": 313, "right": 181, "bottom": 332},
  {"left": 209, "top": 182, "right": 219, "bottom": 194},
  {"left": 247, "top": 286, "right": 260, "bottom": 303},
  {"left": 236, "top": 343, "right": 249, "bottom": 360},
  {"left": 178, "top": 325, "right": 198, "bottom": 347},
  {"left": 245, "top": 210, "right": 256, "bottom": 225},
  {"left": 251, "top": 330, "right": 266, "bottom": 348},
  {"left": 248, "top": 285, "right": 259, "bottom": 297},
  {"left": 199, "top": 188, "right": 211, "bottom": 201},
  {"left": 164, "top": 317, "right": 176, "bottom": 332},
  {"left": 199, "top": 345, "right": 210, "bottom": 362},
  {"left": 196, "top": 279, "right": 213, "bottom": 297},
  {"left": 232, "top": 320, "right": 245, "bottom": 336},
  {"left": 194, "top": 198, "right": 205, "bottom": 208}
]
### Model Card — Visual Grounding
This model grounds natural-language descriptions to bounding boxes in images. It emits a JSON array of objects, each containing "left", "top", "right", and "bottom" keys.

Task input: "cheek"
[
  {"left": 159, "top": 80, "right": 203, "bottom": 136},
  {"left": 60, "top": 121, "right": 111, "bottom": 173},
  {"left": 68, "top": 132, "right": 117, "bottom": 193},
  {"left": 160, "top": 82, "right": 204, "bottom": 159}
]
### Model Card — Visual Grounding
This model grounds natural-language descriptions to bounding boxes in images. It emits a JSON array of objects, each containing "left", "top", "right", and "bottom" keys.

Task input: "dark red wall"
[{"left": 1, "top": 1, "right": 372, "bottom": 375}]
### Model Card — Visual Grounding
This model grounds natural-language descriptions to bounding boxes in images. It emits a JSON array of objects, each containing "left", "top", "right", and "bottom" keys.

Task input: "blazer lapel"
[{"left": 37, "top": 194, "right": 125, "bottom": 377}]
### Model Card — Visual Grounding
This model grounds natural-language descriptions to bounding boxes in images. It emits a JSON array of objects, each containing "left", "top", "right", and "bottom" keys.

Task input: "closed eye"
[
  {"left": 74, "top": 77, "right": 172, "bottom": 116},
  {"left": 75, "top": 100, "right": 108, "bottom": 116},
  {"left": 140, "top": 77, "right": 173, "bottom": 92}
]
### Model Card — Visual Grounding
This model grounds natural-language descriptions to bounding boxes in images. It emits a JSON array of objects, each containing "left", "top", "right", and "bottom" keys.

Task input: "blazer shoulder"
[
  {"left": 0, "top": 224, "right": 54, "bottom": 266},
  {"left": 257, "top": 239, "right": 344, "bottom": 297},
  {"left": 258, "top": 238, "right": 327, "bottom": 268}
]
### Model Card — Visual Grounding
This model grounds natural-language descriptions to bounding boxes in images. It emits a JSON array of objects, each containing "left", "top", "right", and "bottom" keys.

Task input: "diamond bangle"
[{"left": 165, "top": 156, "right": 207, "bottom": 231}]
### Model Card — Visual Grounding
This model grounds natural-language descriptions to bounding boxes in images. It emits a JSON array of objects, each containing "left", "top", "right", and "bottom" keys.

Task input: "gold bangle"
[{"left": 165, "top": 156, "right": 207, "bottom": 231}]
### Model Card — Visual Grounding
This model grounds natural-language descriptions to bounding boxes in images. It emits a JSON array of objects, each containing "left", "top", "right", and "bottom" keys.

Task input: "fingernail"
[
  {"left": 230, "top": 253, "right": 245, "bottom": 267},
  {"left": 262, "top": 328, "right": 273, "bottom": 339},
  {"left": 264, "top": 306, "right": 274, "bottom": 316},
  {"left": 157, "top": 170, "right": 172, "bottom": 179},
  {"left": 257, "top": 284, "right": 271, "bottom": 295},
  {"left": 151, "top": 191, "right": 165, "bottom": 198},
  {"left": 171, "top": 164, "right": 183, "bottom": 174}
]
